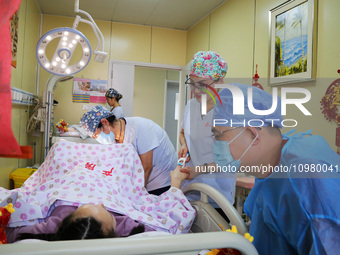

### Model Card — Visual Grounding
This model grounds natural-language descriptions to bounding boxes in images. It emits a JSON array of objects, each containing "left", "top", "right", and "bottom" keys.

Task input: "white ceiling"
[{"left": 35, "top": 0, "right": 227, "bottom": 31}]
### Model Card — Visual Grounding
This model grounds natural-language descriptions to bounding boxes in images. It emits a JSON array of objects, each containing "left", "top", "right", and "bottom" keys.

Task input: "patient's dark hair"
[
  {"left": 19, "top": 214, "right": 145, "bottom": 241},
  {"left": 97, "top": 115, "right": 117, "bottom": 129}
]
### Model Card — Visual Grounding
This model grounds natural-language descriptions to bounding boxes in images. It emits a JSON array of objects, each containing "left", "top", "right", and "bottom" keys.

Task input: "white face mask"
[{"left": 96, "top": 130, "right": 115, "bottom": 144}]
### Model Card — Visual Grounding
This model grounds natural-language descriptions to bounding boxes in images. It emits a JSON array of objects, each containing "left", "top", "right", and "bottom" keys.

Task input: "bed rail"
[{"left": 0, "top": 231, "right": 258, "bottom": 255}]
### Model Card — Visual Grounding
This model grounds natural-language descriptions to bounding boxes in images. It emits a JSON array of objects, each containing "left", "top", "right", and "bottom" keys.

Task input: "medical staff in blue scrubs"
[{"left": 213, "top": 83, "right": 340, "bottom": 255}]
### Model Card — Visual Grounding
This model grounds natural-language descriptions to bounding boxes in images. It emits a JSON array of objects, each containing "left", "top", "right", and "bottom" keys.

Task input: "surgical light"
[
  {"left": 36, "top": 0, "right": 108, "bottom": 76},
  {"left": 37, "top": 27, "right": 91, "bottom": 76}
]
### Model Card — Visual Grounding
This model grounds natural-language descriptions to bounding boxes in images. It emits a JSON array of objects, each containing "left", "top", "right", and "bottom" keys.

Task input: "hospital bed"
[
  {"left": 0, "top": 232, "right": 256, "bottom": 255},
  {"left": 0, "top": 182, "right": 258, "bottom": 255},
  {"left": 0, "top": 139, "right": 258, "bottom": 254}
]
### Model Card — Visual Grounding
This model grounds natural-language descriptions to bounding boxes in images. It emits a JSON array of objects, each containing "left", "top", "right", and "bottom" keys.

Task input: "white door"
[
  {"left": 164, "top": 81, "right": 179, "bottom": 148},
  {"left": 175, "top": 61, "right": 192, "bottom": 151}
]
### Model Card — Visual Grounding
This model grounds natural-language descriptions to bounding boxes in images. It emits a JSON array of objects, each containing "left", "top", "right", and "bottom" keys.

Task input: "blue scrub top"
[
  {"left": 111, "top": 105, "right": 124, "bottom": 119},
  {"left": 123, "top": 117, "right": 178, "bottom": 191},
  {"left": 244, "top": 131, "right": 340, "bottom": 255}
]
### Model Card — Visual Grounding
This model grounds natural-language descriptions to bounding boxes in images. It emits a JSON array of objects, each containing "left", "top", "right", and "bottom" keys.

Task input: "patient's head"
[
  {"left": 19, "top": 204, "right": 117, "bottom": 241},
  {"left": 60, "top": 204, "right": 145, "bottom": 239},
  {"left": 19, "top": 204, "right": 146, "bottom": 241},
  {"left": 47, "top": 203, "right": 117, "bottom": 241},
  {"left": 71, "top": 203, "right": 117, "bottom": 237}
]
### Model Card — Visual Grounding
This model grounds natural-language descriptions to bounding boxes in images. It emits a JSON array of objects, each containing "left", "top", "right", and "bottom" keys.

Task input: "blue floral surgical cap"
[
  {"left": 213, "top": 83, "right": 283, "bottom": 128},
  {"left": 80, "top": 105, "right": 113, "bottom": 137},
  {"left": 105, "top": 88, "right": 122, "bottom": 100}
]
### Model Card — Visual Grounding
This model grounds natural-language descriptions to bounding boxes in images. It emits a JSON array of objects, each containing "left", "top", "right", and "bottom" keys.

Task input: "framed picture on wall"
[
  {"left": 10, "top": 10, "right": 19, "bottom": 68},
  {"left": 269, "top": 0, "right": 317, "bottom": 85}
]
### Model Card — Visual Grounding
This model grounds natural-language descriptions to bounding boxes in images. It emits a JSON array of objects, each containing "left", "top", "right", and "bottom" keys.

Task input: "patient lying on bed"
[{"left": 0, "top": 140, "right": 195, "bottom": 243}]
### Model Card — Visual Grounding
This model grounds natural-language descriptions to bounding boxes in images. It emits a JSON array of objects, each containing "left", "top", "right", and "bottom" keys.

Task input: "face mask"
[
  {"left": 213, "top": 140, "right": 240, "bottom": 173},
  {"left": 213, "top": 128, "right": 258, "bottom": 172},
  {"left": 96, "top": 130, "right": 115, "bottom": 144}
]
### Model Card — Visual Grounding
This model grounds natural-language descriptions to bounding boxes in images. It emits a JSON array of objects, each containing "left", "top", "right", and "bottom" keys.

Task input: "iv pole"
[{"left": 42, "top": 75, "right": 73, "bottom": 159}]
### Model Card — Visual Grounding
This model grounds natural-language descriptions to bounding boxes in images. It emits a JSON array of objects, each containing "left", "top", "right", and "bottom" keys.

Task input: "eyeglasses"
[
  {"left": 211, "top": 127, "right": 240, "bottom": 141},
  {"left": 185, "top": 77, "right": 217, "bottom": 91},
  {"left": 211, "top": 126, "right": 261, "bottom": 141}
]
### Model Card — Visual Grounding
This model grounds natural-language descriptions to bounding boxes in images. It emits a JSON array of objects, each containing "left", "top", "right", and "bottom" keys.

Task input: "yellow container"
[{"left": 10, "top": 168, "right": 37, "bottom": 189}]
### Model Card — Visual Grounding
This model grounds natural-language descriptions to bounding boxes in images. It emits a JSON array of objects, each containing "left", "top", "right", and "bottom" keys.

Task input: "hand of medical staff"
[
  {"left": 179, "top": 166, "right": 201, "bottom": 180},
  {"left": 178, "top": 144, "right": 190, "bottom": 163},
  {"left": 178, "top": 129, "right": 190, "bottom": 162},
  {"left": 170, "top": 165, "right": 189, "bottom": 188}
]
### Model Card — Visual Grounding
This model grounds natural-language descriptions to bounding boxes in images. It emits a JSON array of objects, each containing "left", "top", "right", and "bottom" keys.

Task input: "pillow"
[{"left": 68, "top": 124, "right": 90, "bottom": 139}]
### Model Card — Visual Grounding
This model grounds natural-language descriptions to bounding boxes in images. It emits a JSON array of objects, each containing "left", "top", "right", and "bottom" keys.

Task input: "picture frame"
[
  {"left": 10, "top": 10, "right": 19, "bottom": 68},
  {"left": 269, "top": 0, "right": 317, "bottom": 85}
]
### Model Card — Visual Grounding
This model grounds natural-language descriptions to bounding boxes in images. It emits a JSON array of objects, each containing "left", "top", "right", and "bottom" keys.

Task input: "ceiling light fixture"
[{"left": 36, "top": 0, "right": 108, "bottom": 76}]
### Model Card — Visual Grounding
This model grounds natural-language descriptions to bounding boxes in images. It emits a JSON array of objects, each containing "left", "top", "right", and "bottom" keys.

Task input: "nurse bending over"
[{"left": 80, "top": 105, "right": 178, "bottom": 195}]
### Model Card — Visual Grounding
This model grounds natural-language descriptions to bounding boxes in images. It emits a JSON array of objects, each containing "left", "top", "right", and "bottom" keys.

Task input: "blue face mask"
[
  {"left": 213, "top": 140, "right": 240, "bottom": 173},
  {"left": 96, "top": 130, "right": 116, "bottom": 144},
  {"left": 213, "top": 128, "right": 258, "bottom": 172}
]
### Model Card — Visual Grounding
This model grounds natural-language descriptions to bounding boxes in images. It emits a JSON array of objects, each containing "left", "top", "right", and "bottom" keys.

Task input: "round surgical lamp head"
[{"left": 36, "top": 27, "right": 91, "bottom": 76}]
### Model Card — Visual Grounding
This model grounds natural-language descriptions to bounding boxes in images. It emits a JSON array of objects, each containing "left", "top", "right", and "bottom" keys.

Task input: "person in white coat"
[{"left": 178, "top": 51, "right": 236, "bottom": 219}]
